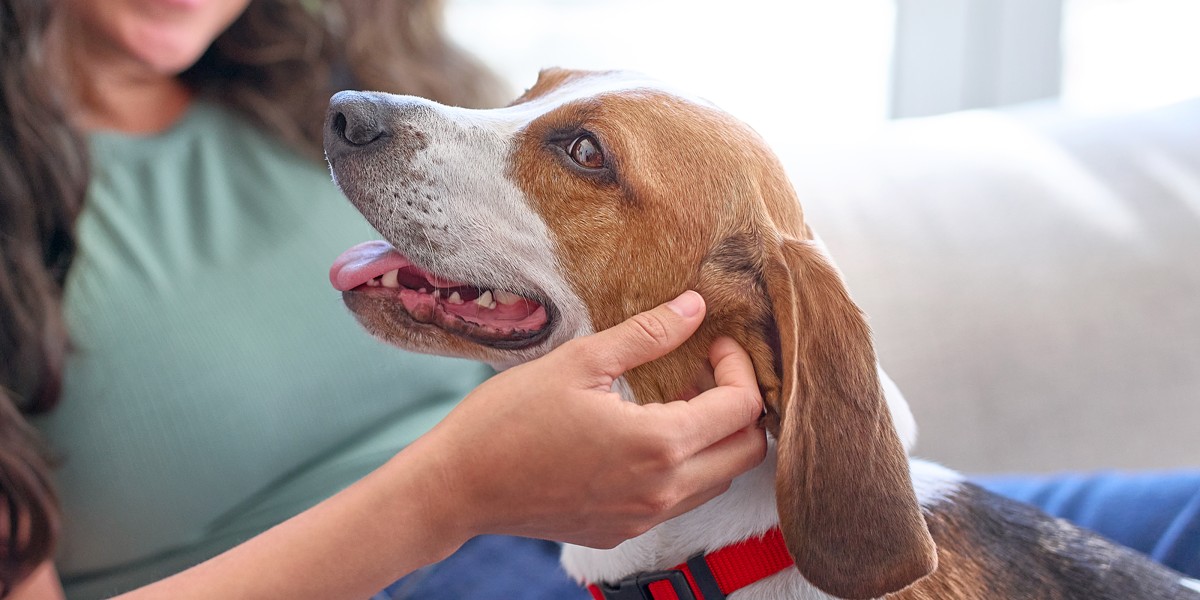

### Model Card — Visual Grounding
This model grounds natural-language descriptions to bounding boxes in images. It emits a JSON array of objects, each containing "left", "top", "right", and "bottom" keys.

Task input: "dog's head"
[{"left": 326, "top": 68, "right": 935, "bottom": 599}]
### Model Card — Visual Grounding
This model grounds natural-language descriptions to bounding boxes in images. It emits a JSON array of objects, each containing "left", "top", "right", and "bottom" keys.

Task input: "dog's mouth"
[{"left": 330, "top": 240, "right": 554, "bottom": 349}]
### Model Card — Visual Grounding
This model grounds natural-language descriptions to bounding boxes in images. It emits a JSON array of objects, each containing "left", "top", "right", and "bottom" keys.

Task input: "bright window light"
[
  {"left": 447, "top": 0, "right": 896, "bottom": 147},
  {"left": 1062, "top": 0, "right": 1200, "bottom": 113}
]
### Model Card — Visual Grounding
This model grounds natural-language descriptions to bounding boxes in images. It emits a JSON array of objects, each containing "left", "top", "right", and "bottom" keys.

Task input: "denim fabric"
[
  {"left": 372, "top": 535, "right": 590, "bottom": 600},
  {"left": 976, "top": 470, "right": 1200, "bottom": 578},
  {"left": 373, "top": 472, "right": 1200, "bottom": 598}
]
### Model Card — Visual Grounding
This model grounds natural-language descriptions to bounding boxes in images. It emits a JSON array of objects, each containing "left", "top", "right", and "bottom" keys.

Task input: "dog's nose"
[
  {"left": 326, "top": 90, "right": 390, "bottom": 150},
  {"left": 324, "top": 91, "right": 435, "bottom": 165}
]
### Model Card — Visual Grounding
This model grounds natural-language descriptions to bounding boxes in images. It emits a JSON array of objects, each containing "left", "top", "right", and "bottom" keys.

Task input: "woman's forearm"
[
  {"left": 115, "top": 440, "right": 469, "bottom": 600},
  {"left": 106, "top": 292, "right": 764, "bottom": 599},
  {"left": 9, "top": 562, "right": 65, "bottom": 600}
]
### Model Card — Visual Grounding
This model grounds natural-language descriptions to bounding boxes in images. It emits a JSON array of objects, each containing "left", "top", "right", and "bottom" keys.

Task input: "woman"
[
  {"left": 0, "top": 1, "right": 767, "bottom": 598},
  {"left": 5, "top": 1, "right": 1198, "bottom": 598}
]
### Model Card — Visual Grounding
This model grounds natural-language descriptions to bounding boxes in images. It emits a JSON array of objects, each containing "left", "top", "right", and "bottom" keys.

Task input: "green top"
[{"left": 32, "top": 103, "right": 491, "bottom": 599}]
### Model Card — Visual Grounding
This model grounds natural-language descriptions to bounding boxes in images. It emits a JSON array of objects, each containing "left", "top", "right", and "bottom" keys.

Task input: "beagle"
[{"left": 324, "top": 69, "right": 1200, "bottom": 600}]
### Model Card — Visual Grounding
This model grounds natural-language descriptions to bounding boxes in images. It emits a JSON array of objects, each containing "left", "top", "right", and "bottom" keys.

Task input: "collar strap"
[{"left": 585, "top": 527, "right": 793, "bottom": 600}]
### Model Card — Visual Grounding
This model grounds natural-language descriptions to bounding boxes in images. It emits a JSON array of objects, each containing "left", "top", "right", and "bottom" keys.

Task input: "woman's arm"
[
  {"left": 8, "top": 562, "right": 64, "bottom": 600},
  {"left": 115, "top": 291, "right": 766, "bottom": 600}
]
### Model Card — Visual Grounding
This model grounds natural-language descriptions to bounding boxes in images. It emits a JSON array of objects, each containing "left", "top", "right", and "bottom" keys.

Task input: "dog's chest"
[
  {"left": 561, "top": 458, "right": 969, "bottom": 600},
  {"left": 561, "top": 447, "right": 848, "bottom": 599}
]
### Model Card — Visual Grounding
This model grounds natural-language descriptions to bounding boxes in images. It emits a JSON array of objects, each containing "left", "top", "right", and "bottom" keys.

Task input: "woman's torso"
[{"left": 33, "top": 102, "right": 490, "bottom": 599}]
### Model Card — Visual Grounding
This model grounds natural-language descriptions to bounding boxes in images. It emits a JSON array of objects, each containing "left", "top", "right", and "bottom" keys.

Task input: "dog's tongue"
[
  {"left": 331, "top": 240, "right": 551, "bottom": 335},
  {"left": 329, "top": 240, "right": 409, "bottom": 291},
  {"left": 330, "top": 240, "right": 470, "bottom": 291}
]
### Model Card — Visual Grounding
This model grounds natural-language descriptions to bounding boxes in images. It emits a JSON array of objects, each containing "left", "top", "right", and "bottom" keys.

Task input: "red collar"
[{"left": 585, "top": 527, "right": 794, "bottom": 600}]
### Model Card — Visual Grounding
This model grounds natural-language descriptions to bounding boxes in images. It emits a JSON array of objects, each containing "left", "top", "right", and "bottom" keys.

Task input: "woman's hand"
[
  {"left": 411, "top": 290, "right": 768, "bottom": 548},
  {"left": 117, "top": 290, "right": 766, "bottom": 600}
]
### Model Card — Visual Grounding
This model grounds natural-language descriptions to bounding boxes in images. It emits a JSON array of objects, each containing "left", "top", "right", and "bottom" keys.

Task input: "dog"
[{"left": 323, "top": 68, "right": 1200, "bottom": 599}]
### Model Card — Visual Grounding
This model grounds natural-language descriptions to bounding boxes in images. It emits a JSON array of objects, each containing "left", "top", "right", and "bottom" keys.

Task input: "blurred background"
[
  {"left": 447, "top": 0, "right": 1199, "bottom": 147},
  {"left": 445, "top": 0, "right": 1200, "bottom": 474}
]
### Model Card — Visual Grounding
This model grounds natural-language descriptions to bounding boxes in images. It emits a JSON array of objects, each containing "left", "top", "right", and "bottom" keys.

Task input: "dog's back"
[{"left": 905, "top": 482, "right": 1199, "bottom": 600}]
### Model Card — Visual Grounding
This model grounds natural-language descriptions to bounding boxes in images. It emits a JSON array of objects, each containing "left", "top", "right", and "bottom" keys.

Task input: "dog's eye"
[{"left": 568, "top": 135, "right": 604, "bottom": 169}]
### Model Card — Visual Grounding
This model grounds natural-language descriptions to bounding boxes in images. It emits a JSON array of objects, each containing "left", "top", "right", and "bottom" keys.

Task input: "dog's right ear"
[{"left": 760, "top": 237, "right": 937, "bottom": 600}]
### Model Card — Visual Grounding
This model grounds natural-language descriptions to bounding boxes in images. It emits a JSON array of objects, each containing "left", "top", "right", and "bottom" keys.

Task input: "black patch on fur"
[{"left": 929, "top": 483, "right": 1200, "bottom": 599}]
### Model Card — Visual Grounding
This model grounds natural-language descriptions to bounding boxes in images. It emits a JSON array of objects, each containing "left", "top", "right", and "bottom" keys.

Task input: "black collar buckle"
[{"left": 595, "top": 568, "right": 694, "bottom": 600}]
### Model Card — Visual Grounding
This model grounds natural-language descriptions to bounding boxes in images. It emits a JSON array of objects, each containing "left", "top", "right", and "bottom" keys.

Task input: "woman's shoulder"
[
  {"left": 85, "top": 99, "right": 337, "bottom": 224},
  {"left": 90, "top": 100, "right": 312, "bottom": 165}
]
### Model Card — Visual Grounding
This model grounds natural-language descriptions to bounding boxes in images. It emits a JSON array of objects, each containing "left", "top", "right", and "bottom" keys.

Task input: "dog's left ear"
[{"left": 761, "top": 237, "right": 937, "bottom": 600}]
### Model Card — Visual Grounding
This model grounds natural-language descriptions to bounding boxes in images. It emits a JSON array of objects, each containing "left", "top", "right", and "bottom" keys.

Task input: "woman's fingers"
[
  {"left": 567, "top": 291, "right": 707, "bottom": 381},
  {"left": 709, "top": 336, "right": 760, "bottom": 393},
  {"left": 656, "top": 425, "right": 768, "bottom": 521},
  {"left": 647, "top": 337, "right": 764, "bottom": 454},
  {"left": 443, "top": 294, "right": 769, "bottom": 548}
]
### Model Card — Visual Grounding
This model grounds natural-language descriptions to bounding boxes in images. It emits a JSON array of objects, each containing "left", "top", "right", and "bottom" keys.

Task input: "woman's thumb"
[{"left": 577, "top": 290, "right": 706, "bottom": 378}]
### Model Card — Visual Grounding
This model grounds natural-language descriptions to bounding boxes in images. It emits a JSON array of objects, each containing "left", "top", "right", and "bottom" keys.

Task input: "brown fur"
[
  {"left": 507, "top": 68, "right": 1198, "bottom": 600},
  {"left": 510, "top": 68, "right": 936, "bottom": 599},
  {"left": 895, "top": 501, "right": 997, "bottom": 600},
  {"left": 509, "top": 78, "right": 781, "bottom": 408},
  {"left": 328, "top": 68, "right": 1200, "bottom": 599},
  {"left": 894, "top": 484, "right": 1199, "bottom": 600},
  {"left": 765, "top": 240, "right": 936, "bottom": 599}
]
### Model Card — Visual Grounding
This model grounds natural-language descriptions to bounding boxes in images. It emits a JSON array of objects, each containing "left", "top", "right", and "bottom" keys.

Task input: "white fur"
[
  {"left": 338, "top": 92, "right": 599, "bottom": 368},
  {"left": 909, "top": 459, "right": 965, "bottom": 506},
  {"left": 347, "top": 74, "right": 719, "bottom": 370},
  {"left": 345, "top": 72, "right": 1200, "bottom": 600},
  {"left": 358, "top": 73, "right": 938, "bottom": 597},
  {"left": 611, "top": 377, "right": 636, "bottom": 402},
  {"left": 561, "top": 451, "right": 963, "bottom": 598},
  {"left": 879, "top": 366, "right": 917, "bottom": 452}
]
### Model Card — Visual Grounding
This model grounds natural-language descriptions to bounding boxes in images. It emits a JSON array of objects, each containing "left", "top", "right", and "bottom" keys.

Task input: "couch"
[{"left": 782, "top": 99, "right": 1200, "bottom": 474}]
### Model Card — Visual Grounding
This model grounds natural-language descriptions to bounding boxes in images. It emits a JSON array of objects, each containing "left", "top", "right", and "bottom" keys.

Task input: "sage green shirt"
[{"left": 32, "top": 103, "right": 491, "bottom": 599}]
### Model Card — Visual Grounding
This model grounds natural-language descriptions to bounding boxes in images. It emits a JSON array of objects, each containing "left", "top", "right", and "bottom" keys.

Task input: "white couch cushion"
[{"left": 783, "top": 100, "right": 1200, "bottom": 473}]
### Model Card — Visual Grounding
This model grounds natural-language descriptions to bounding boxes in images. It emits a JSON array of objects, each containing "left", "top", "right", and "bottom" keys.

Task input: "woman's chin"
[
  {"left": 100, "top": 0, "right": 251, "bottom": 75},
  {"left": 120, "top": 25, "right": 216, "bottom": 75}
]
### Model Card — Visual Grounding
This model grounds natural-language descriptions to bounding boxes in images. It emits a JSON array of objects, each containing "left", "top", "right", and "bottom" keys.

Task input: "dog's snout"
[
  {"left": 324, "top": 91, "right": 437, "bottom": 165},
  {"left": 326, "top": 91, "right": 391, "bottom": 152}
]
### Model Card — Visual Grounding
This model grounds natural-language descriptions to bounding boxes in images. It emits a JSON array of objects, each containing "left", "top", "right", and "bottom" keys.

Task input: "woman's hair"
[{"left": 0, "top": 0, "right": 506, "bottom": 593}]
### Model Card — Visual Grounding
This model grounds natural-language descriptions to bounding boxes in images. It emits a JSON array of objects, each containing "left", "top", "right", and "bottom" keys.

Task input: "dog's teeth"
[
  {"left": 432, "top": 289, "right": 441, "bottom": 299},
  {"left": 476, "top": 290, "right": 494, "bottom": 309},
  {"left": 381, "top": 269, "right": 400, "bottom": 288},
  {"left": 367, "top": 278, "right": 381, "bottom": 287},
  {"left": 418, "top": 287, "right": 428, "bottom": 294},
  {"left": 448, "top": 291, "right": 463, "bottom": 304},
  {"left": 494, "top": 290, "right": 521, "bottom": 305}
]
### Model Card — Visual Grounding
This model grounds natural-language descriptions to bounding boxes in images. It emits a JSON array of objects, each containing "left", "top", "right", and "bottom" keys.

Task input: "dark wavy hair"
[{"left": 0, "top": 0, "right": 505, "bottom": 594}]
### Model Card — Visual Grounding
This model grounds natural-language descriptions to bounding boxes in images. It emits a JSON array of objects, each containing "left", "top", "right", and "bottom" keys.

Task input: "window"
[
  {"left": 448, "top": 0, "right": 1199, "bottom": 126},
  {"left": 447, "top": 0, "right": 896, "bottom": 144},
  {"left": 1062, "top": 0, "right": 1200, "bottom": 113}
]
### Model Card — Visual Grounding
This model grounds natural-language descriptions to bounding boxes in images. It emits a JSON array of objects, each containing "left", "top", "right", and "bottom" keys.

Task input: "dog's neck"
[
  {"left": 561, "top": 441, "right": 786, "bottom": 586},
  {"left": 561, "top": 447, "right": 962, "bottom": 600},
  {"left": 618, "top": 357, "right": 918, "bottom": 452},
  {"left": 561, "top": 370, "right": 920, "bottom": 596}
]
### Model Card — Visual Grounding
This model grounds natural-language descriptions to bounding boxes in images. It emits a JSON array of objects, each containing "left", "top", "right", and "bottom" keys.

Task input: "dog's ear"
[{"left": 761, "top": 237, "right": 936, "bottom": 600}]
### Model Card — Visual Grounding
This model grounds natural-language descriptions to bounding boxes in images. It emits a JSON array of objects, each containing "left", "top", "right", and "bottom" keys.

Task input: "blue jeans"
[
  {"left": 372, "top": 535, "right": 588, "bottom": 600},
  {"left": 374, "top": 471, "right": 1200, "bottom": 599},
  {"left": 976, "top": 470, "right": 1200, "bottom": 578}
]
